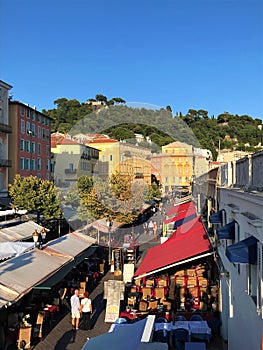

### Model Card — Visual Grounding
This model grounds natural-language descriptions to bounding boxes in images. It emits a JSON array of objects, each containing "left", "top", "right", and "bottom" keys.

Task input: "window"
[
  {"left": 20, "top": 158, "right": 24, "bottom": 170},
  {"left": 31, "top": 159, "right": 36, "bottom": 171},
  {"left": 248, "top": 263, "right": 257, "bottom": 305},
  {"left": 20, "top": 106, "right": 24, "bottom": 116},
  {"left": 38, "top": 144, "right": 41, "bottom": 155},
  {"left": 26, "top": 109, "right": 30, "bottom": 118},
  {"left": 109, "top": 155, "right": 113, "bottom": 161},
  {"left": 26, "top": 121, "right": 31, "bottom": 134},
  {"left": 25, "top": 141, "right": 30, "bottom": 152},
  {"left": 102, "top": 155, "right": 106, "bottom": 162},
  {"left": 46, "top": 145, "right": 50, "bottom": 157},
  {"left": 38, "top": 126, "right": 41, "bottom": 139},
  {"left": 46, "top": 173, "right": 49, "bottom": 180},
  {"left": 21, "top": 120, "right": 25, "bottom": 134},
  {"left": 37, "top": 173, "right": 41, "bottom": 179},
  {"left": 24, "top": 158, "right": 30, "bottom": 170},
  {"left": 31, "top": 142, "right": 36, "bottom": 153},
  {"left": 46, "top": 160, "right": 50, "bottom": 171},
  {"left": 37, "top": 158, "right": 42, "bottom": 170},
  {"left": 32, "top": 111, "right": 36, "bottom": 121},
  {"left": 68, "top": 163, "right": 74, "bottom": 170},
  {"left": 0, "top": 108, "right": 3, "bottom": 123},
  {"left": 20, "top": 139, "right": 25, "bottom": 151},
  {"left": 31, "top": 123, "right": 35, "bottom": 136}
]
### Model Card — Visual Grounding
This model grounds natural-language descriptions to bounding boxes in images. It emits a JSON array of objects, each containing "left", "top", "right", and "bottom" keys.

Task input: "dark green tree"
[{"left": 9, "top": 175, "right": 63, "bottom": 222}]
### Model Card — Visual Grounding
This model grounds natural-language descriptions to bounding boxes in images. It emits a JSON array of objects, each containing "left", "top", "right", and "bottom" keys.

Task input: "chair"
[
  {"left": 153, "top": 329, "right": 168, "bottom": 343},
  {"left": 190, "top": 314, "right": 203, "bottom": 321},
  {"left": 155, "top": 317, "right": 168, "bottom": 323},
  {"left": 114, "top": 317, "right": 128, "bottom": 324},
  {"left": 170, "top": 328, "right": 189, "bottom": 350},
  {"left": 175, "top": 315, "right": 187, "bottom": 321}
]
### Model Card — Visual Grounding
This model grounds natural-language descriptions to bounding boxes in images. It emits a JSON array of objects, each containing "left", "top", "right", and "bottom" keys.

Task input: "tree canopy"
[
  {"left": 9, "top": 175, "right": 63, "bottom": 222},
  {"left": 43, "top": 96, "right": 263, "bottom": 160}
]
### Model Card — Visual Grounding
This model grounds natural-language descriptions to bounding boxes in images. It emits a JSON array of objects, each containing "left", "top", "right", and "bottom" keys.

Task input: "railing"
[
  {"left": 0, "top": 159, "right": 12, "bottom": 167},
  {"left": 0, "top": 122, "right": 12, "bottom": 134},
  {"left": 219, "top": 150, "right": 263, "bottom": 191},
  {"left": 65, "top": 169, "right": 77, "bottom": 174}
]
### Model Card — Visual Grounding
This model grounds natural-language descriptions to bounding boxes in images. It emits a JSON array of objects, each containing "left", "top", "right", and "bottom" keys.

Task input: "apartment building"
[
  {"left": 0, "top": 80, "right": 12, "bottom": 197},
  {"left": 8, "top": 101, "right": 52, "bottom": 182},
  {"left": 209, "top": 151, "right": 263, "bottom": 350},
  {"left": 84, "top": 135, "right": 152, "bottom": 184},
  {"left": 51, "top": 132, "right": 100, "bottom": 187}
]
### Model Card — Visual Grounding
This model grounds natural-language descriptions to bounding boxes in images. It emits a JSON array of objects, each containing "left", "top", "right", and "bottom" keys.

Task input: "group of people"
[{"left": 70, "top": 289, "right": 93, "bottom": 331}]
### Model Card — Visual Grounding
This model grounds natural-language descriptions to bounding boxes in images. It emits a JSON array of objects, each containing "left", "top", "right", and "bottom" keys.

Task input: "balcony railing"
[
  {"left": 65, "top": 169, "right": 77, "bottom": 174},
  {"left": 0, "top": 122, "right": 12, "bottom": 134},
  {"left": 0, "top": 159, "right": 12, "bottom": 167}
]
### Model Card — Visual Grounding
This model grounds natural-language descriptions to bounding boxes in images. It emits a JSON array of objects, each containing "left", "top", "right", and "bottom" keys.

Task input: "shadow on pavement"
[
  {"left": 91, "top": 292, "right": 106, "bottom": 329},
  {"left": 54, "top": 330, "right": 77, "bottom": 350}
]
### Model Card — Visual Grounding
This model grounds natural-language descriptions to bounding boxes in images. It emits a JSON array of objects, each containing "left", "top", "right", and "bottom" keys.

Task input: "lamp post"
[
  {"left": 106, "top": 216, "right": 113, "bottom": 265},
  {"left": 41, "top": 227, "right": 47, "bottom": 243},
  {"left": 32, "top": 230, "right": 38, "bottom": 247}
]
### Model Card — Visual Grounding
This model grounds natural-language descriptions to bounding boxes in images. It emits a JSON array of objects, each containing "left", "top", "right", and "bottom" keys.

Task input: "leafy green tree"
[
  {"left": 9, "top": 175, "right": 63, "bottom": 222},
  {"left": 95, "top": 94, "right": 107, "bottom": 102},
  {"left": 77, "top": 176, "right": 93, "bottom": 198},
  {"left": 64, "top": 184, "right": 80, "bottom": 208}
]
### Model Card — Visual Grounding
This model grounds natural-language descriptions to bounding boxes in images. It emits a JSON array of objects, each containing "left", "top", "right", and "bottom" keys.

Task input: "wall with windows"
[
  {"left": 214, "top": 151, "right": 263, "bottom": 350},
  {"left": 8, "top": 102, "right": 51, "bottom": 182},
  {"left": 0, "top": 80, "right": 12, "bottom": 196}
]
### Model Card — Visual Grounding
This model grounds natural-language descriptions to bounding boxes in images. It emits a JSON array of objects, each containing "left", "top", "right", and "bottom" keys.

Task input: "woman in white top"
[{"left": 80, "top": 291, "right": 92, "bottom": 330}]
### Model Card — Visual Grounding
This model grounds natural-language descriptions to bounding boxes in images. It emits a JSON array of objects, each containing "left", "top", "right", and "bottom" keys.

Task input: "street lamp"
[
  {"left": 106, "top": 216, "right": 113, "bottom": 265},
  {"left": 32, "top": 230, "right": 39, "bottom": 247},
  {"left": 41, "top": 227, "right": 47, "bottom": 243}
]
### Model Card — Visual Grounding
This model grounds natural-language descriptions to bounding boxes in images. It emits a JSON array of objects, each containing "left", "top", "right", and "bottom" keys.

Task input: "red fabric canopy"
[
  {"left": 134, "top": 219, "right": 212, "bottom": 278},
  {"left": 164, "top": 207, "right": 197, "bottom": 224},
  {"left": 167, "top": 216, "right": 203, "bottom": 240},
  {"left": 166, "top": 201, "right": 195, "bottom": 217}
]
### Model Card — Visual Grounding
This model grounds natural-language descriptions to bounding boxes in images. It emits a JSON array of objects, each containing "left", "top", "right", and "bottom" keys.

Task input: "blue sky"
[{"left": 1, "top": 0, "right": 263, "bottom": 119}]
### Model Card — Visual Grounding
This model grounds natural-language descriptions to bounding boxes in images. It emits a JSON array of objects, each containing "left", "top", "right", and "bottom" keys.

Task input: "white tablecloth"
[{"left": 154, "top": 321, "right": 211, "bottom": 341}]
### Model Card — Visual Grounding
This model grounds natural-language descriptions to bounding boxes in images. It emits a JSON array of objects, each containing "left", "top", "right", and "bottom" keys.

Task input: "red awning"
[
  {"left": 164, "top": 207, "right": 197, "bottom": 225},
  {"left": 166, "top": 201, "right": 195, "bottom": 217},
  {"left": 134, "top": 219, "right": 212, "bottom": 278},
  {"left": 167, "top": 216, "right": 203, "bottom": 239}
]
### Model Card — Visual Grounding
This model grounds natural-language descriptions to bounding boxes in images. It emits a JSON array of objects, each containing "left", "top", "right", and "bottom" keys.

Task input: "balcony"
[
  {"left": 0, "top": 122, "right": 12, "bottom": 134},
  {"left": 0, "top": 159, "right": 12, "bottom": 167},
  {"left": 81, "top": 153, "right": 91, "bottom": 160},
  {"left": 65, "top": 168, "right": 77, "bottom": 174}
]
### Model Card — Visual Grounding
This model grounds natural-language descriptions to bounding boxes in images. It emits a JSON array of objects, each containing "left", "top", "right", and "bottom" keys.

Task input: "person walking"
[
  {"left": 58, "top": 280, "right": 70, "bottom": 311},
  {"left": 80, "top": 291, "right": 92, "bottom": 330},
  {"left": 70, "top": 289, "right": 81, "bottom": 330}
]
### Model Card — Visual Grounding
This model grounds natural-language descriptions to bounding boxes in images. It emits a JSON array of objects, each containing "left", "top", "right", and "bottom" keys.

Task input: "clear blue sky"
[{"left": 1, "top": 0, "right": 263, "bottom": 119}]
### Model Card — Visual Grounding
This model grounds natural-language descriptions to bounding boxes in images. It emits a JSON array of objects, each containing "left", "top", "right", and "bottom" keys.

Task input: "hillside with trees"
[{"left": 43, "top": 96, "right": 263, "bottom": 160}]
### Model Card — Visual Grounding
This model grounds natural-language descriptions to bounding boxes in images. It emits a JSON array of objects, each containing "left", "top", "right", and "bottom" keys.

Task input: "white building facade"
[{"left": 213, "top": 151, "right": 263, "bottom": 350}]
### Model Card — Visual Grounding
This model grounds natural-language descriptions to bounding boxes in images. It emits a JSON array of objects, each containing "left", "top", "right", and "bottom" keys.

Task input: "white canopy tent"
[
  {"left": 0, "top": 241, "right": 35, "bottom": 260},
  {"left": 0, "top": 221, "right": 48, "bottom": 242},
  {"left": 0, "top": 232, "right": 96, "bottom": 309}
]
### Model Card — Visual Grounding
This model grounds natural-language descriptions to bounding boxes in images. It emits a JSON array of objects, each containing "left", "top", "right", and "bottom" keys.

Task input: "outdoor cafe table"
[{"left": 154, "top": 321, "right": 211, "bottom": 342}]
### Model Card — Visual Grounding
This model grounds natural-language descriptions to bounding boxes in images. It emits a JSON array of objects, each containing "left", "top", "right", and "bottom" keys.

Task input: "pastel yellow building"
[
  {"left": 153, "top": 141, "right": 193, "bottom": 193},
  {"left": 51, "top": 133, "right": 99, "bottom": 187},
  {"left": 84, "top": 135, "right": 152, "bottom": 185}
]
